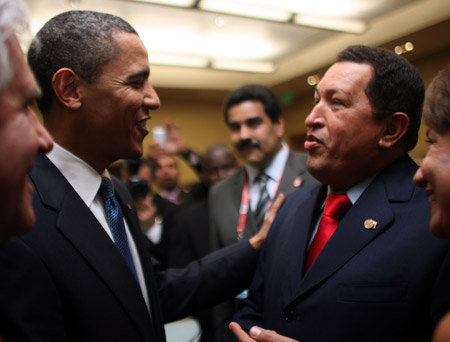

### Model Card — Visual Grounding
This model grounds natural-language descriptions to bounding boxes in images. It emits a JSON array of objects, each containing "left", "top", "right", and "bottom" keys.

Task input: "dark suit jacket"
[
  {"left": 209, "top": 150, "right": 315, "bottom": 250},
  {"left": 0, "top": 155, "right": 259, "bottom": 342},
  {"left": 233, "top": 155, "right": 450, "bottom": 342}
]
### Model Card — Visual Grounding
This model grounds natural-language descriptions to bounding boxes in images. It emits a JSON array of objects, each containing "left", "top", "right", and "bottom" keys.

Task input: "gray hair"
[{"left": 0, "top": 0, "right": 29, "bottom": 91}]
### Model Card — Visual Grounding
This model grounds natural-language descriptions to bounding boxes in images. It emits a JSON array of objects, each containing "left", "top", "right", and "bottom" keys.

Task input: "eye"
[
  {"left": 246, "top": 117, "right": 263, "bottom": 128},
  {"left": 228, "top": 123, "right": 240, "bottom": 132}
]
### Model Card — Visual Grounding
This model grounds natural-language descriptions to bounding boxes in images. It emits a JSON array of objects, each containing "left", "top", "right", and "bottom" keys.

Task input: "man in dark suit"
[
  {"left": 229, "top": 45, "right": 450, "bottom": 342},
  {"left": 210, "top": 84, "right": 315, "bottom": 250},
  {"left": 0, "top": 11, "right": 281, "bottom": 342},
  {"left": 209, "top": 84, "right": 315, "bottom": 341},
  {"left": 0, "top": 0, "right": 53, "bottom": 245}
]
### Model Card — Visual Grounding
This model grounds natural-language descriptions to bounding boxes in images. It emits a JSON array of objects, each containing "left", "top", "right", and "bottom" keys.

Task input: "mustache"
[{"left": 236, "top": 139, "right": 261, "bottom": 151}]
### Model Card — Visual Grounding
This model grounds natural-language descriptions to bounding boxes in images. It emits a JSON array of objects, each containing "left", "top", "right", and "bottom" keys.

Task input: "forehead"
[
  {"left": 317, "top": 61, "right": 373, "bottom": 96},
  {"left": 228, "top": 100, "right": 270, "bottom": 123},
  {"left": 0, "top": 35, "right": 39, "bottom": 120},
  {"left": 98, "top": 32, "right": 149, "bottom": 77},
  {"left": 157, "top": 156, "right": 176, "bottom": 166}
]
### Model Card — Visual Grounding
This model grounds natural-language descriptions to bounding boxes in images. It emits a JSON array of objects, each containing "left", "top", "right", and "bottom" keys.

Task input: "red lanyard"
[{"left": 236, "top": 171, "right": 283, "bottom": 241}]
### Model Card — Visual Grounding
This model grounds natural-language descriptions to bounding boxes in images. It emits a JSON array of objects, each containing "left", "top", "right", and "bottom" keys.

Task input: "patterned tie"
[
  {"left": 305, "top": 193, "right": 351, "bottom": 273},
  {"left": 98, "top": 177, "right": 138, "bottom": 280},
  {"left": 253, "top": 173, "right": 271, "bottom": 230}
]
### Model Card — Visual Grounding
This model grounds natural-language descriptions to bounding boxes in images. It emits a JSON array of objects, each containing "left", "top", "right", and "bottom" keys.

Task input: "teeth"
[{"left": 136, "top": 120, "right": 147, "bottom": 128}]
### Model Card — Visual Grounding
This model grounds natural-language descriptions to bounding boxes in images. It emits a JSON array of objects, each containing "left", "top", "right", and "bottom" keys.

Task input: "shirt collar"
[
  {"left": 46, "top": 143, "right": 104, "bottom": 207},
  {"left": 327, "top": 173, "right": 377, "bottom": 205},
  {"left": 245, "top": 142, "right": 289, "bottom": 184}
]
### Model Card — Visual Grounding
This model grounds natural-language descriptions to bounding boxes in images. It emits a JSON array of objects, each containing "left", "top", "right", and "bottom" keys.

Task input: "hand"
[
  {"left": 146, "top": 141, "right": 167, "bottom": 162},
  {"left": 134, "top": 194, "right": 157, "bottom": 231},
  {"left": 229, "top": 322, "right": 299, "bottom": 342},
  {"left": 249, "top": 193, "right": 285, "bottom": 251},
  {"left": 164, "top": 121, "right": 187, "bottom": 155}
]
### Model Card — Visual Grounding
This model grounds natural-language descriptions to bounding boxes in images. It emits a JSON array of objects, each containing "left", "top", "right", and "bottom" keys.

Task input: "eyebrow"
[{"left": 126, "top": 70, "right": 150, "bottom": 80}]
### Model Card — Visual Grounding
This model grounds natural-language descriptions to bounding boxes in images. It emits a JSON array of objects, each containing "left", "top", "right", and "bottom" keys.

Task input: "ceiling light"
[
  {"left": 128, "top": 0, "right": 196, "bottom": 8},
  {"left": 199, "top": 0, "right": 292, "bottom": 22},
  {"left": 149, "top": 53, "right": 209, "bottom": 68},
  {"left": 294, "top": 15, "right": 367, "bottom": 34},
  {"left": 212, "top": 59, "right": 275, "bottom": 73}
]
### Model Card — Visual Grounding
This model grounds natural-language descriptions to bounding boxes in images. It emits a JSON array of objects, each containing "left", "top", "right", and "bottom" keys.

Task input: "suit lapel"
[
  {"left": 277, "top": 151, "right": 309, "bottom": 196},
  {"left": 113, "top": 178, "right": 166, "bottom": 340},
  {"left": 292, "top": 156, "right": 416, "bottom": 300},
  {"left": 295, "top": 178, "right": 394, "bottom": 298},
  {"left": 31, "top": 156, "right": 154, "bottom": 341}
]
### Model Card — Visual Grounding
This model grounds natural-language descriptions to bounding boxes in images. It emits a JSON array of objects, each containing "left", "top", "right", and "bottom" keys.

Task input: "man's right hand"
[{"left": 229, "top": 322, "right": 299, "bottom": 342}]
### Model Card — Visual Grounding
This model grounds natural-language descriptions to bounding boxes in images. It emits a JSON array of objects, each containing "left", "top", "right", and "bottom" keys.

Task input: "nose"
[
  {"left": 413, "top": 165, "right": 426, "bottom": 188},
  {"left": 238, "top": 124, "right": 252, "bottom": 141},
  {"left": 31, "top": 111, "right": 53, "bottom": 155},
  {"left": 305, "top": 103, "right": 324, "bottom": 131},
  {"left": 143, "top": 83, "right": 160, "bottom": 110}
]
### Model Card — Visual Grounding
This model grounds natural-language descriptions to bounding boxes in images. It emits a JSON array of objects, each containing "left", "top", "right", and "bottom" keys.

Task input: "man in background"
[
  {"left": 0, "top": 0, "right": 53, "bottom": 245},
  {"left": 168, "top": 144, "right": 239, "bottom": 341}
]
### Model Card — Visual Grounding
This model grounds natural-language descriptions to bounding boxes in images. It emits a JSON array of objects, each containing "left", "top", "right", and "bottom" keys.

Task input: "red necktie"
[{"left": 305, "top": 193, "right": 351, "bottom": 273}]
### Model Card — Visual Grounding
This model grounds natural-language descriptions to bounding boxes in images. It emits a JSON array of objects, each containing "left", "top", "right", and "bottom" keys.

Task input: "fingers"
[
  {"left": 249, "top": 326, "right": 299, "bottom": 342},
  {"left": 249, "top": 193, "right": 285, "bottom": 250},
  {"left": 229, "top": 322, "right": 256, "bottom": 342},
  {"left": 266, "top": 193, "right": 285, "bottom": 225}
]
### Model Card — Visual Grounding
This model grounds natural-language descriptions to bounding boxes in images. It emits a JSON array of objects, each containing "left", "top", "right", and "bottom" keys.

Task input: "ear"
[
  {"left": 51, "top": 68, "right": 82, "bottom": 110},
  {"left": 275, "top": 116, "right": 285, "bottom": 138},
  {"left": 378, "top": 112, "right": 410, "bottom": 149}
]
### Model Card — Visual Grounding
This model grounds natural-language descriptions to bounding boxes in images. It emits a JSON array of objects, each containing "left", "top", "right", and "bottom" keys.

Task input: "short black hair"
[
  {"left": 223, "top": 84, "right": 282, "bottom": 124},
  {"left": 336, "top": 45, "right": 424, "bottom": 150},
  {"left": 27, "top": 10, "right": 137, "bottom": 114}
]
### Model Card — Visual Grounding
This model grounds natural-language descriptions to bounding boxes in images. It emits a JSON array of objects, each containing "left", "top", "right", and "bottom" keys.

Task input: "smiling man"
[
  {"left": 229, "top": 46, "right": 450, "bottom": 342},
  {"left": 0, "top": 11, "right": 282, "bottom": 342}
]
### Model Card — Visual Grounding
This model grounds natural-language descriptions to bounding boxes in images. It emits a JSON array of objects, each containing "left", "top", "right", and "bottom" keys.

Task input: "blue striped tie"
[{"left": 98, "top": 177, "right": 138, "bottom": 280}]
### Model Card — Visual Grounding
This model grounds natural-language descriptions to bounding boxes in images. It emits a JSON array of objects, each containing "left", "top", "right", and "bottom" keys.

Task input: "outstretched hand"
[
  {"left": 249, "top": 193, "right": 285, "bottom": 251},
  {"left": 229, "top": 322, "right": 299, "bottom": 342}
]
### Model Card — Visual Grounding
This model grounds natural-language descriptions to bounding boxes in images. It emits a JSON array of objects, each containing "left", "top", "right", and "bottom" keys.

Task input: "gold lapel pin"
[
  {"left": 364, "top": 219, "right": 378, "bottom": 230},
  {"left": 127, "top": 204, "right": 133, "bottom": 211},
  {"left": 293, "top": 176, "right": 302, "bottom": 187}
]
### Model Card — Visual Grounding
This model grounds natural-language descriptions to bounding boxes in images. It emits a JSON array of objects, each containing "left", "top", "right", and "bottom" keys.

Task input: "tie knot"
[
  {"left": 255, "top": 172, "right": 269, "bottom": 185},
  {"left": 323, "top": 193, "right": 351, "bottom": 220},
  {"left": 98, "top": 177, "right": 114, "bottom": 200}
]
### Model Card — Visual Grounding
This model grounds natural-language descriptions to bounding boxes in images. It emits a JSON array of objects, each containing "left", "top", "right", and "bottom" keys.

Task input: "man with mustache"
[
  {"left": 209, "top": 84, "right": 315, "bottom": 341},
  {"left": 0, "top": 10, "right": 283, "bottom": 342},
  {"left": 228, "top": 46, "right": 450, "bottom": 342}
]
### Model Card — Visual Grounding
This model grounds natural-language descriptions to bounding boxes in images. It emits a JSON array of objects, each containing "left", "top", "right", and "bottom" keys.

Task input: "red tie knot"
[{"left": 323, "top": 193, "right": 351, "bottom": 220}]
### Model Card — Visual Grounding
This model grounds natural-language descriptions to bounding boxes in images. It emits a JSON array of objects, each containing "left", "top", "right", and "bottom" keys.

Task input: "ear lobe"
[
  {"left": 52, "top": 68, "right": 82, "bottom": 110},
  {"left": 378, "top": 112, "right": 410, "bottom": 149},
  {"left": 275, "top": 116, "right": 285, "bottom": 137}
]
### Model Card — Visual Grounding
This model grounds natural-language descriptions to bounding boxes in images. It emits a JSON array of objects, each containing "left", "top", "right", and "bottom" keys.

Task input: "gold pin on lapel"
[
  {"left": 127, "top": 204, "right": 133, "bottom": 210},
  {"left": 364, "top": 219, "right": 378, "bottom": 230},
  {"left": 293, "top": 176, "right": 302, "bottom": 187}
]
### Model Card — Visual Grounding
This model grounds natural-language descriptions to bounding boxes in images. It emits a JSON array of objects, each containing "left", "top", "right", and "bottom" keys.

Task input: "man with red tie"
[{"left": 229, "top": 45, "right": 450, "bottom": 342}]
